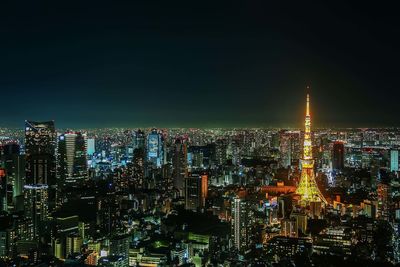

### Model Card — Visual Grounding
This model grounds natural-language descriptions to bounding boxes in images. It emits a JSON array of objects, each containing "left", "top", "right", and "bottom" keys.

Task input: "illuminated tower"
[{"left": 295, "top": 94, "right": 327, "bottom": 205}]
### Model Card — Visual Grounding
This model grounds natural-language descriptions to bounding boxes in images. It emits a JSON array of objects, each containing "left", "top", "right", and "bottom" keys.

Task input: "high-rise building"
[
  {"left": 184, "top": 174, "right": 207, "bottom": 210},
  {"left": 23, "top": 184, "right": 48, "bottom": 239},
  {"left": 231, "top": 197, "right": 253, "bottom": 253},
  {"left": 25, "top": 120, "right": 57, "bottom": 185},
  {"left": 87, "top": 138, "right": 95, "bottom": 156},
  {"left": 295, "top": 94, "right": 327, "bottom": 205},
  {"left": 133, "top": 130, "right": 145, "bottom": 150},
  {"left": 173, "top": 138, "right": 188, "bottom": 194},
  {"left": 390, "top": 149, "right": 399, "bottom": 172},
  {"left": 1, "top": 143, "right": 25, "bottom": 205},
  {"left": 146, "top": 129, "right": 163, "bottom": 168},
  {"left": 279, "top": 131, "right": 301, "bottom": 168},
  {"left": 57, "top": 132, "right": 88, "bottom": 184},
  {"left": 0, "top": 169, "right": 7, "bottom": 212},
  {"left": 377, "top": 183, "right": 391, "bottom": 220},
  {"left": 215, "top": 139, "right": 227, "bottom": 165},
  {"left": 332, "top": 141, "right": 345, "bottom": 170}
]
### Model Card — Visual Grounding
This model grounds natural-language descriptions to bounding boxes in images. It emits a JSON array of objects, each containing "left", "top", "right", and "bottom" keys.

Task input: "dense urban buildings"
[
  {"left": 0, "top": 94, "right": 398, "bottom": 266},
  {"left": 1, "top": 0, "right": 399, "bottom": 265}
]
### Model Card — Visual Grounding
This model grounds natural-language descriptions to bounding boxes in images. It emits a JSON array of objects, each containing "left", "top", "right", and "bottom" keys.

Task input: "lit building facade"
[
  {"left": 23, "top": 184, "right": 49, "bottom": 239},
  {"left": 231, "top": 197, "right": 253, "bottom": 253},
  {"left": 57, "top": 132, "right": 88, "bottom": 184},
  {"left": 25, "top": 120, "right": 57, "bottom": 185},
  {"left": 146, "top": 129, "right": 164, "bottom": 168},
  {"left": 391, "top": 149, "right": 399, "bottom": 172},
  {"left": 173, "top": 137, "right": 188, "bottom": 194},
  {"left": 184, "top": 174, "right": 207, "bottom": 210}
]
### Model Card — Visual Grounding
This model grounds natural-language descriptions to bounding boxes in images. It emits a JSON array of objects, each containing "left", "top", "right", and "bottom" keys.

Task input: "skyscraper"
[
  {"left": 25, "top": 120, "right": 57, "bottom": 185},
  {"left": 295, "top": 94, "right": 327, "bottom": 205},
  {"left": 279, "top": 131, "right": 301, "bottom": 168},
  {"left": 133, "top": 129, "right": 145, "bottom": 150},
  {"left": 377, "top": 183, "right": 391, "bottom": 220},
  {"left": 332, "top": 141, "right": 345, "bottom": 170},
  {"left": 87, "top": 138, "right": 95, "bottom": 156},
  {"left": 184, "top": 174, "right": 207, "bottom": 210},
  {"left": 231, "top": 197, "right": 253, "bottom": 252},
  {"left": 390, "top": 149, "right": 399, "bottom": 172},
  {"left": 173, "top": 137, "right": 188, "bottom": 194},
  {"left": 57, "top": 132, "right": 88, "bottom": 184},
  {"left": 1, "top": 143, "right": 25, "bottom": 204},
  {"left": 0, "top": 169, "right": 7, "bottom": 212},
  {"left": 24, "top": 184, "right": 49, "bottom": 239},
  {"left": 146, "top": 129, "right": 164, "bottom": 168}
]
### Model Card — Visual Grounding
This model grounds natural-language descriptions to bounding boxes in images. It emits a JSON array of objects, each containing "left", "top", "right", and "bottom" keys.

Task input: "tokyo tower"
[{"left": 295, "top": 93, "right": 327, "bottom": 205}]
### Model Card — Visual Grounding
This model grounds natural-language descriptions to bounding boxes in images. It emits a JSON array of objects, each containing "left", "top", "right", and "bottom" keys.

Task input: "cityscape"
[
  {"left": 0, "top": 94, "right": 399, "bottom": 266},
  {"left": 1, "top": 1, "right": 400, "bottom": 267}
]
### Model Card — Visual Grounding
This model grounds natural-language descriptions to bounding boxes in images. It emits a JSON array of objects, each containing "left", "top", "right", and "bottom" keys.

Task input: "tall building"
[
  {"left": 133, "top": 130, "right": 145, "bottom": 150},
  {"left": 377, "top": 183, "right": 391, "bottom": 220},
  {"left": 0, "top": 169, "right": 6, "bottom": 212},
  {"left": 1, "top": 143, "right": 25, "bottom": 204},
  {"left": 184, "top": 174, "right": 207, "bottom": 210},
  {"left": 390, "top": 149, "right": 399, "bottom": 172},
  {"left": 25, "top": 120, "right": 57, "bottom": 185},
  {"left": 215, "top": 139, "right": 227, "bottom": 165},
  {"left": 146, "top": 129, "right": 163, "bottom": 168},
  {"left": 332, "top": 141, "right": 345, "bottom": 170},
  {"left": 87, "top": 138, "right": 95, "bottom": 156},
  {"left": 24, "top": 184, "right": 48, "bottom": 239},
  {"left": 231, "top": 197, "right": 253, "bottom": 253},
  {"left": 279, "top": 131, "right": 301, "bottom": 168},
  {"left": 173, "top": 138, "right": 188, "bottom": 194},
  {"left": 295, "top": 94, "right": 327, "bottom": 205},
  {"left": 57, "top": 132, "right": 88, "bottom": 184}
]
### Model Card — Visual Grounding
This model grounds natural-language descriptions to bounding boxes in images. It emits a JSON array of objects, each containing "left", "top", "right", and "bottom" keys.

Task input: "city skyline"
[
  {"left": 1, "top": 2, "right": 399, "bottom": 128},
  {"left": 1, "top": 2, "right": 400, "bottom": 266}
]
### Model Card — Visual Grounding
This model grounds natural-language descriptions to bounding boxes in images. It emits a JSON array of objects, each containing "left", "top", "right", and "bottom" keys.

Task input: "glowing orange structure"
[{"left": 295, "top": 93, "right": 327, "bottom": 205}]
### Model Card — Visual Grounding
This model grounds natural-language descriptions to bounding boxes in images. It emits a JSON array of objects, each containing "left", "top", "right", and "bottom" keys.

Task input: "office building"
[
  {"left": 0, "top": 169, "right": 6, "bottom": 212},
  {"left": 25, "top": 120, "right": 57, "bottom": 185},
  {"left": 1, "top": 143, "right": 25, "bottom": 206},
  {"left": 146, "top": 129, "right": 163, "bottom": 168},
  {"left": 133, "top": 130, "right": 145, "bottom": 150},
  {"left": 391, "top": 149, "right": 399, "bottom": 172},
  {"left": 184, "top": 174, "right": 207, "bottom": 211},
  {"left": 87, "top": 138, "right": 95, "bottom": 156},
  {"left": 332, "top": 141, "right": 345, "bottom": 170},
  {"left": 23, "top": 184, "right": 49, "bottom": 239},
  {"left": 173, "top": 137, "right": 188, "bottom": 194},
  {"left": 57, "top": 132, "right": 87, "bottom": 184}
]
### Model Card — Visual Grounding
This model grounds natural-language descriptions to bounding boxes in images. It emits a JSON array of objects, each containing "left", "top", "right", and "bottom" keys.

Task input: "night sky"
[{"left": 0, "top": 2, "right": 399, "bottom": 128}]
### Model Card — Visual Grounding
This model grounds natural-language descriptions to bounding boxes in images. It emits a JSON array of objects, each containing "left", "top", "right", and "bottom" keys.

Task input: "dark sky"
[{"left": 0, "top": 1, "right": 399, "bottom": 128}]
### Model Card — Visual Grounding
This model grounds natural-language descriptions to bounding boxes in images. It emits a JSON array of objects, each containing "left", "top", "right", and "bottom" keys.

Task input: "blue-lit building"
[
  {"left": 146, "top": 129, "right": 164, "bottom": 168},
  {"left": 87, "top": 138, "right": 95, "bottom": 156},
  {"left": 391, "top": 149, "right": 399, "bottom": 172}
]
